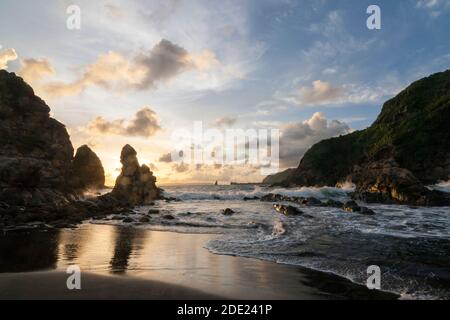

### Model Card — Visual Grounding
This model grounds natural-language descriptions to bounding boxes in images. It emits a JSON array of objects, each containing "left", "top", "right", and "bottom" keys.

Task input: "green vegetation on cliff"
[{"left": 268, "top": 70, "right": 450, "bottom": 187}]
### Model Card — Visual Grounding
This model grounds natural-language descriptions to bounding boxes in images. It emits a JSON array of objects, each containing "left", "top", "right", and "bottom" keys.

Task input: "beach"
[{"left": 0, "top": 224, "right": 397, "bottom": 300}]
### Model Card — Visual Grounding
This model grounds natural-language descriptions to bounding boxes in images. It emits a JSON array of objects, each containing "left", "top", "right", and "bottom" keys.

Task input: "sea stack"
[
  {"left": 71, "top": 145, "right": 105, "bottom": 191},
  {"left": 111, "top": 144, "right": 162, "bottom": 205}
]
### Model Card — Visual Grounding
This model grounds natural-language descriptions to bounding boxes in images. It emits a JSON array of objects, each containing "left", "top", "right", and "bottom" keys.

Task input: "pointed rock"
[{"left": 111, "top": 145, "right": 162, "bottom": 205}]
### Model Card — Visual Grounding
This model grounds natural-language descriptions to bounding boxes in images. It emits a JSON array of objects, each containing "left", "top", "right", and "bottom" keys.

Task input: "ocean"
[{"left": 88, "top": 183, "right": 450, "bottom": 299}]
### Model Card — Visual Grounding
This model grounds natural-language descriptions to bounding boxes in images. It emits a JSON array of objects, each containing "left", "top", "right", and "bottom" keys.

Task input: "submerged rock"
[
  {"left": 273, "top": 204, "right": 303, "bottom": 216},
  {"left": 222, "top": 208, "right": 235, "bottom": 216}
]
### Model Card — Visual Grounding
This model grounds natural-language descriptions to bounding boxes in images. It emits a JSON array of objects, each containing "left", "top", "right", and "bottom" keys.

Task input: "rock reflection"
[
  {"left": 0, "top": 229, "right": 60, "bottom": 272},
  {"left": 109, "top": 226, "right": 147, "bottom": 274}
]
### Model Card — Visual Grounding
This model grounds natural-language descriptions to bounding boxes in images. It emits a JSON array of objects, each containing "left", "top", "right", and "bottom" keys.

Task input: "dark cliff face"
[
  {"left": 271, "top": 70, "right": 450, "bottom": 205},
  {"left": 0, "top": 71, "right": 107, "bottom": 206},
  {"left": 71, "top": 145, "right": 106, "bottom": 191},
  {"left": 0, "top": 71, "right": 75, "bottom": 205}
]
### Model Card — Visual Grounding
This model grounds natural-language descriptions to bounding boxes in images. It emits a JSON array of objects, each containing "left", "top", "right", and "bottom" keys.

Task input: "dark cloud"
[
  {"left": 159, "top": 152, "right": 173, "bottom": 163},
  {"left": 172, "top": 163, "right": 189, "bottom": 173},
  {"left": 213, "top": 116, "right": 238, "bottom": 127},
  {"left": 88, "top": 107, "right": 161, "bottom": 138},
  {"left": 134, "top": 39, "right": 191, "bottom": 90}
]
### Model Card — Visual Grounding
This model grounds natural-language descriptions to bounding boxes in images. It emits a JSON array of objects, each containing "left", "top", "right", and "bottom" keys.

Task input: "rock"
[
  {"left": 261, "top": 193, "right": 290, "bottom": 202},
  {"left": 243, "top": 196, "right": 260, "bottom": 201},
  {"left": 162, "top": 214, "right": 175, "bottom": 220},
  {"left": 0, "top": 71, "right": 74, "bottom": 207},
  {"left": 301, "top": 197, "right": 322, "bottom": 206},
  {"left": 111, "top": 215, "right": 123, "bottom": 220},
  {"left": 70, "top": 145, "right": 105, "bottom": 191},
  {"left": 324, "top": 199, "right": 344, "bottom": 208},
  {"left": 350, "top": 149, "right": 450, "bottom": 206},
  {"left": 110, "top": 145, "right": 162, "bottom": 205},
  {"left": 343, "top": 201, "right": 361, "bottom": 213},
  {"left": 122, "top": 217, "right": 134, "bottom": 223},
  {"left": 148, "top": 209, "right": 160, "bottom": 214},
  {"left": 360, "top": 207, "right": 376, "bottom": 215},
  {"left": 222, "top": 208, "right": 235, "bottom": 216},
  {"left": 138, "top": 216, "right": 151, "bottom": 223},
  {"left": 273, "top": 204, "right": 303, "bottom": 216}
]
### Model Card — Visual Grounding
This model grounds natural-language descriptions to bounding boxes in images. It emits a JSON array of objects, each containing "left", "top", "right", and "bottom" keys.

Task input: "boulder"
[
  {"left": 221, "top": 208, "right": 235, "bottom": 216},
  {"left": 273, "top": 204, "right": 303, "bottom": 216}
]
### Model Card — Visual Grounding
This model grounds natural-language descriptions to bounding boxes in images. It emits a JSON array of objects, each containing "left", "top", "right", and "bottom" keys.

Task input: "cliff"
[{"left": 269, "top": 70, "right": 450, "bottom": 206}]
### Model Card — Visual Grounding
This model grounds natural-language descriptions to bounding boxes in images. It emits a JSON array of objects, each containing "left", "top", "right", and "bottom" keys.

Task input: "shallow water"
[
  {"left": 93, "top": 184, "right": 449, "bottom": 299},
  {"left": 1, "top": 184, "right": 449, "bottom": 299}
]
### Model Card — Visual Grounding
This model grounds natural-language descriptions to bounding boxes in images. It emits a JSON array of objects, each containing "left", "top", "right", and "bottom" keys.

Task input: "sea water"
[{"left": 93, "top": 183, "right": 450, "bottom": 299}]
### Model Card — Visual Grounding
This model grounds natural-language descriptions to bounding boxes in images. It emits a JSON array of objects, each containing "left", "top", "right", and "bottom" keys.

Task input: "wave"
[
  {"left": 428, "top": 180, "right": 450, "bottom": 193},
  {"left": 162, "top": 184, "right": 353, "bottom": 201}
]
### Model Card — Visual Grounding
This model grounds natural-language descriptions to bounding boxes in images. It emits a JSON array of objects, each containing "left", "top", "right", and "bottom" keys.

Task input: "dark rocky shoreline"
[{"left": 0, "top": 71, "right": 162, "bottom": 230}]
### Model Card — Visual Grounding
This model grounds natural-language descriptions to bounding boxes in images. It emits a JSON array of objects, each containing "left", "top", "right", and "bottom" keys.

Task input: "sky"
[{"left": 0, "top": 0, "right": 449, "bottom": 185}]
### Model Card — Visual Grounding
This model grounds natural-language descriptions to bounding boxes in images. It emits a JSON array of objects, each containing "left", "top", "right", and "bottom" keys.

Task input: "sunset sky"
[{"left": 1, "top": 0, "right": 449, "bottom": 185}]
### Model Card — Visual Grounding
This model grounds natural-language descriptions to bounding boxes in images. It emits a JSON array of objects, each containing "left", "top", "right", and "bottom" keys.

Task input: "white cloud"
[
  {"left": 0, "top": 48, "right": 18, "bottom": 70},
  {"left": 279, "top": 112, "right": 351, "bottom": 167},
  {"left": 40, "top": 39, "right": 222, "bottom": 98},
  {"left": 295, "top": 80, "right": 344, "bottom": 105},
  {"left": 19, "top": 58, "right": 54, "bottom": 83}
]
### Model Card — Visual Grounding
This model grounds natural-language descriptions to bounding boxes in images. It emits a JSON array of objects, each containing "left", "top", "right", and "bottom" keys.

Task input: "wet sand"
[
  {"left": 0, "top": 271, "right": 223, "bottom": 300},
  {"left": 0, "top": 224, "right": 398, "bottom": 300}
]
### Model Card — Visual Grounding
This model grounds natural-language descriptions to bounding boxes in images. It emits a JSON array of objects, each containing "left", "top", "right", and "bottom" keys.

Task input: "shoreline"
[{"left": 0, "top": 224, "right": 399, "bottom": 300}]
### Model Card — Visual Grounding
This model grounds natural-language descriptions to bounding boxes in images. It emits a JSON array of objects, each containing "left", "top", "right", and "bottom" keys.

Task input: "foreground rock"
[
  {"left": 0, "top": 70, "right": 75, "bottom": 207},
  {"left": 264, "top": 70, "right": 450, "bottom": 206},
  {"left": 110, "top": 145, "right": 162, "bottom": 205}
]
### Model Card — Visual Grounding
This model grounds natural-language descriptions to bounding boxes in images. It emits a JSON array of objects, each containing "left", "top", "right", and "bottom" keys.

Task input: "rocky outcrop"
[
  {"left": 70, "top": 145, "right": 105, "bottom": 191},
  {"left": 349, "top": 147, "right": 450, "bottom": 206},
  {"left": 111, "top": 145, "right": 162, "bottom": 205},
  {"left": 0, "top": 70, "right": 74, "bottom": 206},
  {"left": 267, "top": 70, "right": 450, "bottom": 206}
]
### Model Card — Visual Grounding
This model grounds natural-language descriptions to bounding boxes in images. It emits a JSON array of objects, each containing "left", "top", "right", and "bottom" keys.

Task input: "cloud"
[
  {"left": 279, "top": 112, "right": 351, "bottom": 167},
  {"left": 295, "top": 80, "right": 344, "bottom": 105},
  {"left": 213, "top": 116, "right": 237, "bottom": 127},
  {"left": 416, "top": 0, "right": 450, "bottom": 16},
  {"left": 0, "top": 48, "right": 18, "bottom": 69},
  {"left": 158, "top": 152, "right": 173, "bottom": 163},
  {"left": 88, "top": 107, "right": 161, "bottom": 138},
  {"left": 42, "top": 39, "right": 219, "bottom": 97},
  {"left": 172, "top": 162, "right": 189, "bottom": 173},
  {"left": 19, "top": 58, "right": 54, "bottom": 83}
]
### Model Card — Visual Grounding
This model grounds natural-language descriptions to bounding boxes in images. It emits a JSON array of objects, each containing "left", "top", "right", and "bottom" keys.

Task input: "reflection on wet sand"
[
  {"left": 110, "top": 227, "right": 147, "bottom": 274},
  {"left": 0, "top": 229, "right": 60, "bottom": 272},
  {"left": 0, "top": 224, "right": 397, "bottom": 299}
]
